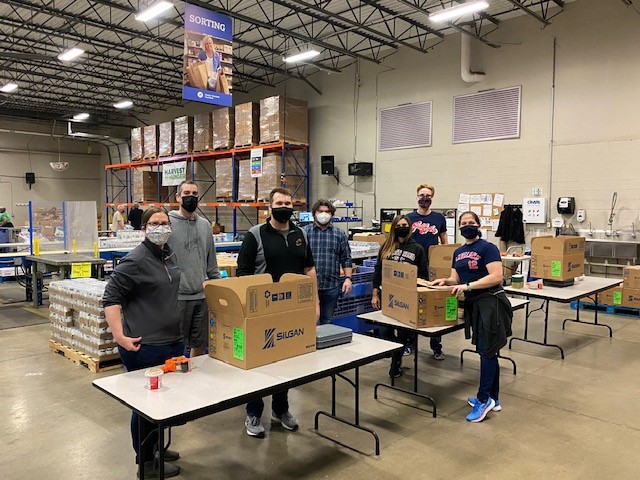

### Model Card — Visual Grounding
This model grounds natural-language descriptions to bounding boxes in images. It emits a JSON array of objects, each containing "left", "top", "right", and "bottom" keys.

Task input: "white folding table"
[
  {"left": 504, "top": 276, "right": 622, "bottom": 358},
  {"left": 93, "top": 334, "right": 400, "bottom": 479}
]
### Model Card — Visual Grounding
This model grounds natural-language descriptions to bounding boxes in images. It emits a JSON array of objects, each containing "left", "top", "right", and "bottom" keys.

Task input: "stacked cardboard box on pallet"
[
  {"left": 212, "top": 107, "right": 235, "bottom": 150},
  {"left": 49, "top": 279, "right": 119, "bottom": 361},
  {"left": 193, "top": 112, "right": 213, "bottom": 152},
  {"left": 530, "top": 236, "right": 585, "bottom": 281},
  {"left": 143, "top": 125, "right": 158, "bottom": 159},
  {"left": 158, "top": 121, "right": 174, "bottom": 157},
  {"left": 234, "top": 102, "right": 260, "bottom": 147},
  {"left": 259, "top": 96, "right": 309, "bottom": 145},
  {"left": 237, "top": 158, "right": 255, "bottom": 201},
  {"left": 174, "top": 116, "right": 194, "bottom": 154},
  {"left": 132, "top": 169, "right": 171, "bottom": 202},
  {"left": 131, "top": 127, "right": 144, "bottom": 161},
  {"left": 32, "top": 207, "right": 63, "bottom": 241},
  {"left": 620, "top": 266, "right": 640, "bottom": 308},
  {"left": 256, "top": 154, "right": 306, "bottom": 202},
  {"left": 216, "top": 157, "right": 233, "bottom": 199}
]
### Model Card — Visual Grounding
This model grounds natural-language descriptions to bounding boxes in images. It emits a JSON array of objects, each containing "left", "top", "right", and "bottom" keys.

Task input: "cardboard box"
[
  {"left": 173, "top": 116, "right": 194, "bottom": 154},
  {"left": 131, "top": 127, "right": 143, "bottom": 161},
  {"left": 143, "top": 125, "right": 158, "bottom": 158},
  {"left": 215, "top": 158, "right": 233, "bottom": 199},
  {"left": 212, "top": 107, "right": 235, "bottom": 150},
  {"left": 204, "top": 273, "right": 317, "bottom": 369},
  {"left": 193, "top": 112, "right": 213, "bottom": 152},
  {"left": 238, "top": 158, "right": 256, "bottom": 201},
  {"left": 601, "top": 286, "right": 623, "bottom": 306},
  {"left": 621, "top": 287, "right": 640, "bottom": 308},
  {"left": 158, "top": 121, "right": 174, "bottom": 157},
  {"left": 428, "top": 244, "right": 459, "bottom": 280},
  {"left": 257, "top": 154, "right": 306, "bottom": 202},
  {"left": 353, "top": 233, "right": 387, "bottom": 246},
  {"left": 428, "top": 266, "right": 452, "bottom": 282},
  {"left": 530, "top": 236, "right": 585, "bottom": 281},
  {"left": 623, "top": 266, "right": 640, "bottom": 289},
  {"left": 381, "top": 260, "right": 458, "bottom": 328},
  {"left": 132, "top": 169, "right": 170, "bottom": 202},
  {"left": 259, "top": 96, "right": 309, "bottom": 145},
  {"left": 234, "top": 102, "right": 260, "bottom": 147}
]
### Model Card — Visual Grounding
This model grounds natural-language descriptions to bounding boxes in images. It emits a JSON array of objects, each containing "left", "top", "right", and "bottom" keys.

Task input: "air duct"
[{"left": 461, "top": 28, "right": 485, "bottom": 83}]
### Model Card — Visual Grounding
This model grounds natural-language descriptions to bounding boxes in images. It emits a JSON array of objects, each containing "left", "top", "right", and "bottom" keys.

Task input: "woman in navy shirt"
[{"left": 431, "top": 211, "right": 512, "bottom": 423}]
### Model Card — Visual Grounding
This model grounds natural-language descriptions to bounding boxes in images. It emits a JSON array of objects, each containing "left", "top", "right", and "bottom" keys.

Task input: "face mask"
[
  {"left": 418, "top": 197, "right": 432, "bottom": 209},
  {"left": 460, "top": 225, "right": 480, "bottom": 239},
  {"left": 181, "top": 195, "right": 198, "bottom": 213},
  {"left": 395, "top": 226, "right": 411, "bottom": 239},
  {"left": 146, "top": 225, "right": 172, "bottom": 245},
  {"left": 272, "top": 207, "right": 293, "bottom": 224},
  {"left": 315, "top": 212, "right": 332, "bottom": 225}
]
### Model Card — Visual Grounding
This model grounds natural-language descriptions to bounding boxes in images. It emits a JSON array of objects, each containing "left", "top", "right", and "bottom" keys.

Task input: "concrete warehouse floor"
[{"left": 2, "top": 298, "right": 640, "bottom": 479}]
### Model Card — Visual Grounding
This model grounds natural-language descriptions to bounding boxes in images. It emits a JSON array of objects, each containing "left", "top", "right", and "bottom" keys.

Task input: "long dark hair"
[{"left": 379, "top": 215, "right": 412, "bottom": 260}]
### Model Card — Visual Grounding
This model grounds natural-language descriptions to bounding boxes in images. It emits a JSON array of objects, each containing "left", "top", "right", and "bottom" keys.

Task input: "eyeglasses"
[{"left": 146, "top": 221, "right": 170, "bottom": 227}]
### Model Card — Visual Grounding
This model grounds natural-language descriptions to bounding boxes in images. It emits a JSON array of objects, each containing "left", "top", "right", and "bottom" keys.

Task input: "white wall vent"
[
  {"left": 453, "top": 86, "right": 521, "bottom": 144},
  {"left": 379, "top": 102, "right": 432, "bottom": 151}
]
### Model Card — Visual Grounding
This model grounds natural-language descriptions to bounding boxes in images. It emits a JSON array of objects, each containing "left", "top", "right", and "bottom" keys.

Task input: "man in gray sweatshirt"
[{"left": 168, "top": 180, "right": 220, "bottom": 357}]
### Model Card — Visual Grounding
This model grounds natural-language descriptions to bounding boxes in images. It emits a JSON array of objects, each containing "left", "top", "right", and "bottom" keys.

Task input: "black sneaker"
[
  {"left": 137, "top": 460, "right": 181, "bottom": 479},
  {"left": 389, "top": 364, "right": 403, "bottom": 379}
]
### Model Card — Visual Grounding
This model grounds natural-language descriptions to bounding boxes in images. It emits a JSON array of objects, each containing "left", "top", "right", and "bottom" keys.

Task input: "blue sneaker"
[
  {"left": 466, "top": 397, "right": 495, "bottom": 422},
  {"left": 468, "top": 397, "right": 502, "bottom": 412}
]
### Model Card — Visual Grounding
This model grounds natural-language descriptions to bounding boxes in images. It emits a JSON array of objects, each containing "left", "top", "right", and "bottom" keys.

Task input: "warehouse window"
[
  {"left": 452, "top": 86, "right": 521, "bottom": 144},
  {"left": 379, "top": 101, "right": 432, "bottom": 151}
]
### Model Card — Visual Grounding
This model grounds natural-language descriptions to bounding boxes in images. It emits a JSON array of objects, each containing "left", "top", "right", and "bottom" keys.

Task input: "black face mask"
[
  {"left": 418, "top": 197, "right": 432, "bottom": 209},
  {"left": 181, "top": 195, "right": 198, "bottom": 213},
  {"left": 272, "top": 207, "right": 293, "bottom": 224},
  {"left": 460, "top": 225, "right": 480, "bottom": 239},
  {"left": 395, "top": 226, "right": 411, "bottom": 239}
]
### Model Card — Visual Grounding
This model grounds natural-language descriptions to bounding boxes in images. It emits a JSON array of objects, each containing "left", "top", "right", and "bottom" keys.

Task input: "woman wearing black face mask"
[
  {"left": 372, "top": 215, "right": 428, "bottom": 378},
  {"left": 430, "top": 211, "right": 512, "bottom": 423}
]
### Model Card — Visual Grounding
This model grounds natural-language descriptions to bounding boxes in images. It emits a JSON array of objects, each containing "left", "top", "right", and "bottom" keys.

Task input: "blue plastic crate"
[
  {"left": 332, "top": 314, "right": 379, "bottom": 334},
  {"left": 357, "top": 265, "right": 375, "bottom": 273},
  {"left": 363, "top": 258, "right": 378, "bottom": 268}
]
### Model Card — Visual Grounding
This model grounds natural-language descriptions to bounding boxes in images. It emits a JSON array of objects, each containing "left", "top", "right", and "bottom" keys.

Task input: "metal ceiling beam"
[
  {"left": 454, "top": 1, "right": 501, "bottom": 25},
  {"left": 504, "top": 0, "right": 551, "bottom": 25},
  {"left": 358, "top": 0, "right": 444, "bottom": 39}
]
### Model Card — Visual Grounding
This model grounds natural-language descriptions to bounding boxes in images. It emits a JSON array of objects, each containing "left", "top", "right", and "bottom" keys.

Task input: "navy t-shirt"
[
  {"left": 406, "top": 211, "right": 447, "bottom": 262},
  {"left": 452, "top": 239, "right": 502, "bottom": 298}
]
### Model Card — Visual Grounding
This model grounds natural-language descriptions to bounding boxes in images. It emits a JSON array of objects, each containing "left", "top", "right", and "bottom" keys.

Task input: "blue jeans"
[
  {"left": 476, "top": 319, "right": 499, "bottom": 403},
  {"left": 318, "top": 285, "right": 341, "bottom": 324},
  {"left": 119, "top": 342, "right": 185, "bottom": 463}
]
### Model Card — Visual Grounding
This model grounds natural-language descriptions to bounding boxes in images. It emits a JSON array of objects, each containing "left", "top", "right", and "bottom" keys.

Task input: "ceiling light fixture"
[
  {"left": 0, "top": 82, "right": 19, "bottom": 93},
  {"left": 429, "top": 0, "right": 489, "bottom": 22},
  {"left": 283, "top": 49, "right": 320, "bottom": 63},
  {"left": 113, "top": 100, "right": 134, "bottom": 109},
  {"left": 135, "top": 1, "right": 174, "bottom": 21},
  {"left": 58, "top": 47, "right": 85, "bottom": 61},
  {"left": 73, "top": 112, "right": 90, "bottom": 121}
]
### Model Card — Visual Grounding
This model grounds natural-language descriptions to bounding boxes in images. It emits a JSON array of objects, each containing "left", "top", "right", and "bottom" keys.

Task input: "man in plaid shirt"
[{"left": 305, "top": 199, "right": 353, "bottom": 324}]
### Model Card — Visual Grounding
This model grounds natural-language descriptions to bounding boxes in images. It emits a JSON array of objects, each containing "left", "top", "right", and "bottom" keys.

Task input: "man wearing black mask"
[
  {"left": 236, "top": 187, "right": 319, "bottom": 439},
  {"left": 168, "top": 181, "right": 220, "bottom": 358}
]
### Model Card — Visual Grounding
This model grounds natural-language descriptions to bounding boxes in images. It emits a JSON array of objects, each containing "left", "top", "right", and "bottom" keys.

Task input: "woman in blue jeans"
[
  {"left": 103, "top": 207, "right": 183, "bottom": 478},
  {"left": 430, "top": 211, "right": 512, "bottom": 423}
]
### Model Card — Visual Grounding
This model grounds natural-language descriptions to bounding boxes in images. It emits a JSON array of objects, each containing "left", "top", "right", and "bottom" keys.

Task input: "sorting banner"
[{"left": 183, "top": 3, "right": 233, "bottom": 107}]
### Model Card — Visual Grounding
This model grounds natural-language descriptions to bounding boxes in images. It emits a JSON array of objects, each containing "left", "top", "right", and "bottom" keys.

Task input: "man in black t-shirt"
[{"left": 128, "top": 203, "right": 143, "bottom": 230}]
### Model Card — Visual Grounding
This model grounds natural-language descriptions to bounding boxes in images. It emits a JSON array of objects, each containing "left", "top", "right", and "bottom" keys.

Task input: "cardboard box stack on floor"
[
  {"left": 49, "top": 279, "right": 119, "bottom": 360},
  {"left": 259, "top": 96, "right": 309, "bottom": 145},
  {"left": 204, "top": 273, "right": 317, "bottom": 369},
  {"left": 621, "top": 266, "right": 640, "bottom": 308},
  {"left": 600, "top": 285, "right": 623, "bottom": 306},
  {"left": 381, "top": 260, "right": 458, "bottom": 328},
  {"left": 131, "top": 127, "right": 143, "bottom": 161},
  {"left": 428, "top": 244, "right": 460, "bottom": 281},
  {"left": 256, "top": 154, "right": 307, "bottom": 202},
  {"left": 143, "top": 125, "right": 158, "bottom": 159},
  {"left": 212, "top": 107, "right": 235, "bottom": 150},
  {"left": 173, "top": 116, "right": 194, "bottom": 154},
  {"left": 530, "top": 236, "right": 585, "bottom": 281},
  {"left": 158, "top": 121, "right": 174, "bottom": 157},
  {"left": 234, "top": 102, "right": 260, "bottom": 147}
]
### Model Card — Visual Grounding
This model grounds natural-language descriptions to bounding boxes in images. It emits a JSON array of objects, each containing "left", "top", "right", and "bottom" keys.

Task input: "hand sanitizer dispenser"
[{"left": 576, "top": 210, "right": 586, "bottom": 223}]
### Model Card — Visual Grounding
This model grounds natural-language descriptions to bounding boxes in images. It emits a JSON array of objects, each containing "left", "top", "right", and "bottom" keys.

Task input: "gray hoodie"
[{"left": 167, "top": 210, "right": 220, "bottom": 300}]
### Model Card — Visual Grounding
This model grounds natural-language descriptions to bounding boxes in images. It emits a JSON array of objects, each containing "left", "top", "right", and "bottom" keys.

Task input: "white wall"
[
  {"left": 146, "top": 0, "right": 640, "bottom": 240},
  {"left": 0, "top": 119, "right": 103, "bottom": 227}
]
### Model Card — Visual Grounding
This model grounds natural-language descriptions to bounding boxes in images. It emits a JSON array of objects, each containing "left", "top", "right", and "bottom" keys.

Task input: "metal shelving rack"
[{"left": 104, "top": 142, "right": 309, "bottom": 237}]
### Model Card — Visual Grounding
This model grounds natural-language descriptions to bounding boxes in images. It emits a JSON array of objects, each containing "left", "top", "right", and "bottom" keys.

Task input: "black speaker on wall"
[
  {"left": 25, "top": 172, "right": 36, "bottom": 190},
  {"left": 321, "top": 155, "right": 335, "bottom": 175}
]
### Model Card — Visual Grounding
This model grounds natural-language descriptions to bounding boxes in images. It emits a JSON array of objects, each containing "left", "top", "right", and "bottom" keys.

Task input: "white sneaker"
[
  {"left": 245, "top": 415, "right": 265, "bottom": 437},
  {"left": 271, "top": 410, "right": 299, "bottom": 431}
]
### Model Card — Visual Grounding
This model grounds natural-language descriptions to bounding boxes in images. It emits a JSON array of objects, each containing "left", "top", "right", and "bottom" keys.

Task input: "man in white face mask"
[{"left": 304, "top": 199, "right": 352, "bottom": 324}]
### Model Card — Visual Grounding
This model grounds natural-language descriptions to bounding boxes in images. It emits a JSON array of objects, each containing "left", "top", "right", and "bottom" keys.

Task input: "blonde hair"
[
  {"left": 416, "top": 184, "right": 435, "bottom": 196},
  {"left": 379, "top": 215, "right": 412, "bottom": 260}
]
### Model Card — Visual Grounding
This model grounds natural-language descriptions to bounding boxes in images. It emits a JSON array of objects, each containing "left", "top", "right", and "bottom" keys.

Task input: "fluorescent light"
[
  {"left": 0, "top": 82, "right": 18, "bottom": 93},
  {"left": 73, "top": 113, "right": 90, "bottom": 121},
  {"left": 283, "top": 49, "right": 320, "bottom": 63},
  {"left": 429, "top": 0, "right": 489, "bottom": 22},
  {"left": 135, "top": 1, "right": 173, "bottom": 21},
  {"left": 114, "top": 100, "right": 133, "bottom": 109},
  {"left": 58, "top": 47, "right": 85, "bottom": 61}
]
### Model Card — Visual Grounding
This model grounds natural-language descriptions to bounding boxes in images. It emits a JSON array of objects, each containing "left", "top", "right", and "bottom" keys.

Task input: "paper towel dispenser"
[{"left": 557, "top": 197, "right": 575, "bottom": 215}]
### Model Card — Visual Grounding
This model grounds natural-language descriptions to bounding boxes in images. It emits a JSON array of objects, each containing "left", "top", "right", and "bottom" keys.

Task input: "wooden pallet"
[
  {"left": 259, "top": 139, "right": 309, "bottom": 146},
  {"left": 234, "top": 143, "right": 258, "bottom": 148},
  {"left": 215, "top": 196, "right": 232, "bottom": 203},
  {"left": 49, "top": 340, "right": 123, "bottom": 373},
  {"left": 569, "top": 301, "right": 640, "bottom": 318},
  {"left": 142, "top": 154, "right": 158, "bottom": 161}
]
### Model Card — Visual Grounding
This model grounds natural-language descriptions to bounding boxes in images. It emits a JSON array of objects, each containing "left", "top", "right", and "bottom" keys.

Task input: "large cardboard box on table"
[
  {"left": 204, "top": 273, "right": 317, "bottom": 369},
  {"left": 530, "top": 236, "right": 585, "bottom": 281},
  {"left": 428, "top": 244, "right": 460, "bottom": 280},
  {"left": 381, "top": 260, "right": 458, "bottom": 328},
  {"left": 353, "top": 233, "right": 387, "bottom": 246}
]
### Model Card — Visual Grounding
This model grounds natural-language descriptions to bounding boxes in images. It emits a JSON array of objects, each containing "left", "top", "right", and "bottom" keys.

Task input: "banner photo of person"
[{"left": 183, "top": 3, "right": 233, "bottom": 107}]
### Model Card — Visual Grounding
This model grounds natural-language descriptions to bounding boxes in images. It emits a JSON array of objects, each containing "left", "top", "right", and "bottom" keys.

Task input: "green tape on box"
[
  {"left": 551, "top": 260, "right": 562, "bottom": 278},
  {"left": 233, "top": 328, "right": 245, "bottom": 361},
  {"left": 445, "top": 297, "right": 458, "bottom": 321},
  {"left": 613, "top": 291, "right": 622, "bottom": 305}
]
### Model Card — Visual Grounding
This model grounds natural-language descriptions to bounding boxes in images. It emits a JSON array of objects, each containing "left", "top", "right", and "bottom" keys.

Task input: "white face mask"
[
  {"left": 316, "top": 212, "right": 332, "bottom": 225},
  {"left": 146, "top": 225, "right": 172, "bottom": 245}
]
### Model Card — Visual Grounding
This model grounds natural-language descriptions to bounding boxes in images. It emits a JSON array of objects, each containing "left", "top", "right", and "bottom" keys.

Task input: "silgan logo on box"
[
  {"left": 387, "top": 294, "right": 409, "bottom": 310},
  {"left": 263, "top": 327, "right": 305, "bottom": 350}
]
